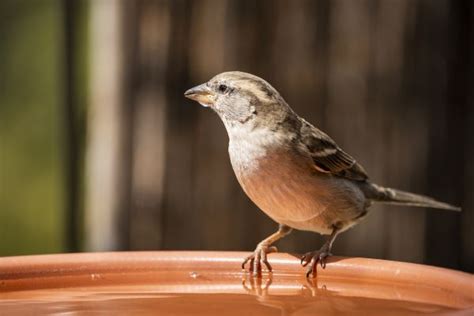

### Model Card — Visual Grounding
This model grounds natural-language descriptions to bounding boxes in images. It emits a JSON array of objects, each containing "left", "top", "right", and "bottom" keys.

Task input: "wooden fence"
[{"left": 75, "top": 0, "right": 473, "bottom": 272}]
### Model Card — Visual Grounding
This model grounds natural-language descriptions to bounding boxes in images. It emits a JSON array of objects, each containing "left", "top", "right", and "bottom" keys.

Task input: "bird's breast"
[{"left": 228, "top": 134, "right": 366, "bottom": 234}]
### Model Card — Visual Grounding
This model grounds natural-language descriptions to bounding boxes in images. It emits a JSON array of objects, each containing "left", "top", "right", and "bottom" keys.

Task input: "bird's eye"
[{"left": 218, "top": 84, "right": 228, "bottom": 93}]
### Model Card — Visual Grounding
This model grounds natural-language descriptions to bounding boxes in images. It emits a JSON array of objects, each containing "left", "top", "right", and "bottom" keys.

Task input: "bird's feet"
[
  {"left": 300, "top": 244, "right": 332, "bottom": 278},
  {"left": 242, "top": 243, "right": 278, "bottom": 277}
]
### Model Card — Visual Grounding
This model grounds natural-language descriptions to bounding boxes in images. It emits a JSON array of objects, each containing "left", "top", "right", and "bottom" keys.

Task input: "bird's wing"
[{"left": 300, "top": 119, "right": 368, "bottom": 181}]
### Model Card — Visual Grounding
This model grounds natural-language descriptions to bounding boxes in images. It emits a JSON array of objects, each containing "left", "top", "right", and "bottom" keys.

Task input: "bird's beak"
[{"left": 184, "top": 83, "right": 214, "bottom": 107}]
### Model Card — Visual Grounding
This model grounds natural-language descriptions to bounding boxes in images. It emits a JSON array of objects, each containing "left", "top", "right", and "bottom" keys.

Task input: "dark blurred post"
[
  {"left": 127, "top": 0, "right": 171, "bottom": 249},
  {"left": 425, "top": 0, "right": 473, "bottom": 270},
  {"left": 62, "top": 0, "right": 80, "bottom": 252}
]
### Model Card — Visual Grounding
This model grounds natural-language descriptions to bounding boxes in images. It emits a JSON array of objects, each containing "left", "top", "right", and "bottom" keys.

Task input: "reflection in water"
[
  {"left": 242, "top": 273, "right": 331, "bottom": 315},
  {"left": 1, "top": 271, "right": 472, "bottom": 315},
  {"left": 239, "top": 273, "right": 468, "bottom": 316},
  {"left": 242, "top": 273, "right": 329, "bottom": 298},
  {"left": 242, "top": 273, "right": 273, "bottom": 296}
]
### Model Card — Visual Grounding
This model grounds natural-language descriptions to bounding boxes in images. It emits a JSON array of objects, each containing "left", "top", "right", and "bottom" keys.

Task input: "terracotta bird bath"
[{"left": 0, "top": 251, "right": 473, "bottom": 315}]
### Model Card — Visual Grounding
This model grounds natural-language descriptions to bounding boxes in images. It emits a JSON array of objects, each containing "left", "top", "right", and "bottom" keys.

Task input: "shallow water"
[{"left": 1, "top": 271, "right": 472, "bottom": 315}]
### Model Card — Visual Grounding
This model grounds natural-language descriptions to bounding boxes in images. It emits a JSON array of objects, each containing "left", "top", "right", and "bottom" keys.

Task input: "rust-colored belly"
[{"left": 229, "top": 146, "right": 366, "bottom": 234}]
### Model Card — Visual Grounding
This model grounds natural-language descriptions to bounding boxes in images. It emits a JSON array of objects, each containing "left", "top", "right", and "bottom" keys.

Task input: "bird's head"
[{"left": 185, "top": 71, "right": 289, "bottom": 128}]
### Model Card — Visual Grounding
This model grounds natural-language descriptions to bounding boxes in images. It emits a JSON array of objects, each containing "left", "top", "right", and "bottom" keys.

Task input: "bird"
[{"left": 184, "top": 71, "right": 461, "bottom": 277}]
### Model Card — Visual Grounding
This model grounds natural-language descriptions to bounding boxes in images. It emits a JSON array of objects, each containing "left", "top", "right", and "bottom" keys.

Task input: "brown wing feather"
[{"left": 300, "top": 119, "right": 368, "bottom": 181}]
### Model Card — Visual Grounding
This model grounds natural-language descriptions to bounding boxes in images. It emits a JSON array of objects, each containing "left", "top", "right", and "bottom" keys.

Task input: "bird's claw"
[
  {"left": 242, "top": 245, "right": 278, "bottom": 277},
  {"left": 300, "top": 248, "right": 332, "bottom": 278}
]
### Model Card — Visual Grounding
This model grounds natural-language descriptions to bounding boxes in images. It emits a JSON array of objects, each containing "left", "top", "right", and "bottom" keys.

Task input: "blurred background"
[{"left": 0, "top": 0, "right": 472, "bottom": 273}]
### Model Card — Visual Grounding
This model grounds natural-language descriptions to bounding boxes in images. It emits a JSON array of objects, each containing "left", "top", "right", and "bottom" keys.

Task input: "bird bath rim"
[{"left": 0, "top": 251, "right": 472, "bottom": 314}]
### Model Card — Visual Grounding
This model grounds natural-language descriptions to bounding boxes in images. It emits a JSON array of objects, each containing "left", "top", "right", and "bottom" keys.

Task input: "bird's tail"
[{"left": 366, "top": 184, "right": 461, "bottom": 211}]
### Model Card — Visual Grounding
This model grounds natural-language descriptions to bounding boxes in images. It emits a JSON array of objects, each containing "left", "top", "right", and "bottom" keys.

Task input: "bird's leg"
[
  {"left": 242, "top": 224, "right": 292, "bottom": 276},
  {"left": 301, "top": 226, "right": 340, "bottom": 278}
]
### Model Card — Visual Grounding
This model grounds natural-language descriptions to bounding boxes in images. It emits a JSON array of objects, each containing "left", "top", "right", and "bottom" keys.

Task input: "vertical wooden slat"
[
  {"left": 160, "top": 0, "right": 198, "bottom": 250},
  {"left": 85, "top": 0, "right": 131, "bottom": 251},
  {"left": 324, "top": 0, "right": 380, "bottom": 258},
  {"left": 425, "top": 0, "right": 471, "bottom": 270},
  {"left": 397, "top": 0, "right": 456, "bottom": 266},
  {"left": 188, "top": 0, "right": 241, "bottom": 249},
  {"left": 461, "top": 0, "right": 474, "bottom": 273},
  {"left": 129, "top": 0, "right": 171, "bottom": 250},
  {"left": 62, "top": 0, "right": 80, "bottom": 252},
  {"left": 373, "top": 0, "right": 431, "bottom": 263}
]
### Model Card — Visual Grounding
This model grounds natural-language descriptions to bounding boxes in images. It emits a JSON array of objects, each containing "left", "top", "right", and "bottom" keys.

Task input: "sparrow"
[{"left": 184, "top": 71, "right": 461, "bottom": 277}]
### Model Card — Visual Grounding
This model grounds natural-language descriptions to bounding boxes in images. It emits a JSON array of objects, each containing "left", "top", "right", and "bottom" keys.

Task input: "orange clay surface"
[{"left": 0, "top": 251, "right": 473, "bottom": 315}]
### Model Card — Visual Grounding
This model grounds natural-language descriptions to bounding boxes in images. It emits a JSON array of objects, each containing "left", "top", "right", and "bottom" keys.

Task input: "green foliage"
[{"left": 0, "top": 0, "right": 64, "bottom": 255}]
